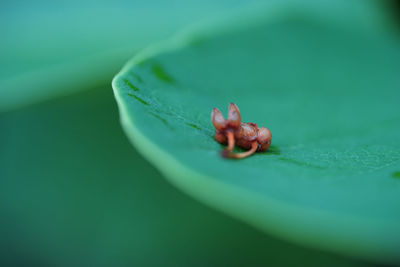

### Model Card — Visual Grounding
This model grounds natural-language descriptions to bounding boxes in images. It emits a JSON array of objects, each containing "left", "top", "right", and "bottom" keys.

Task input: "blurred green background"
[
  {"left": 1, "top": 0, "right": 398, "bottom": 266},
  {"left": 0, "top": 0, "right": 264, "bottom": 111}
]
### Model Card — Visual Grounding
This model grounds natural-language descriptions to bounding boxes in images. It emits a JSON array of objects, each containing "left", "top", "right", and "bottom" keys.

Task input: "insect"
[{"left": 211, "top": 103, "right": 272, "bottom": 159}]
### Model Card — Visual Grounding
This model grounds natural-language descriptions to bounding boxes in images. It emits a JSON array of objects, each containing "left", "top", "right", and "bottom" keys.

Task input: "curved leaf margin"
[{"left": 112, "top": 2, "right": 400, "bottom": 263}]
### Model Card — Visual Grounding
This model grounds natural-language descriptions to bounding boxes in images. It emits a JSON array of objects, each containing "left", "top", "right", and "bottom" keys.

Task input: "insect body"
[{"left": 211, "top": 103, "right": 271, "bottom": 159}]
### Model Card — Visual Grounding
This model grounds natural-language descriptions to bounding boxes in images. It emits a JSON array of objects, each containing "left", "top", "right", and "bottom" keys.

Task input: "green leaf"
[
  {"left": 0, "top": 87, "right": 361, "bottom": 266},
  {"left": 0, "top": 0, "right": 267, "bottom": 112},
  {"left": 113, "top": 4, "right": 400, "bottom": 263}
]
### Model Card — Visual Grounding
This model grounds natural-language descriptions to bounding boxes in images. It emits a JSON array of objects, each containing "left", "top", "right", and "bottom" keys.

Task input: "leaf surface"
[
  {"left": 0, "top": 87, "right": 361, "bottom": 266},
  {"left": 113, "top": 5, "right": 400, "bottom": 262}
]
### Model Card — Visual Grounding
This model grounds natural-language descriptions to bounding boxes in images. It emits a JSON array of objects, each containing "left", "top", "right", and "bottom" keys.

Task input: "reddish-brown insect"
[{"left": 211, "top": 103, "right": 272, "bottom": 159}]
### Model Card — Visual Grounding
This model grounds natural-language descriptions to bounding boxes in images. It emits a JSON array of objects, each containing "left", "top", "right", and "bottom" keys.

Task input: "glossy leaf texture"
[
  {"left": 0, "top": 87, "right": 364, "bottom": 266},
  {"left": 113, "top": 4, "right": 400, "bottom": 263}
]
